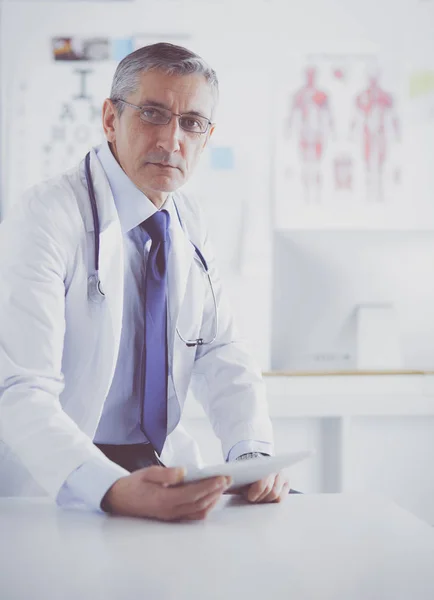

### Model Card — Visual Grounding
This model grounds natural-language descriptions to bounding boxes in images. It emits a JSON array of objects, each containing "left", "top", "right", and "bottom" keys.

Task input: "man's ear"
[
  {"left": 102, "top": 98, "right": 118, "bottom": 143},
  {"left": 201, "top": 124, "right": 216, "bottom": 152}
]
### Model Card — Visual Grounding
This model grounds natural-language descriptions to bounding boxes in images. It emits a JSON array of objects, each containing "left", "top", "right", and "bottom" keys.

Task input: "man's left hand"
[{"left": 242, "top": 472, "right": 290, "bottom": 504}]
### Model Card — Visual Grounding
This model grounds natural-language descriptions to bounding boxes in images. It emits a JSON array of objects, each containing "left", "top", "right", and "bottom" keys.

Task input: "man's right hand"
[{"left": 101, "top": 466, "right": 231, "bottom": 521}]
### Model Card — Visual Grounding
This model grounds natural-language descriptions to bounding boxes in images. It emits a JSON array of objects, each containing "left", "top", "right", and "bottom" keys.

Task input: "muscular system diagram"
[
  {"left": 285, "top": 66, "right": 334, "bottom": 204},
  {"left": 350, "top": 73, "right": 400, "bottom": 202}
]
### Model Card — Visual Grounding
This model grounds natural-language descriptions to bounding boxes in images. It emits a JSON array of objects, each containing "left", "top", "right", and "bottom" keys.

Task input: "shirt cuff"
[
  {"left": 56, "top": 456, "right": 129, "bottom": 513},
  {"left": 226, "top": 440, "right": 274, "bottom": 462}
]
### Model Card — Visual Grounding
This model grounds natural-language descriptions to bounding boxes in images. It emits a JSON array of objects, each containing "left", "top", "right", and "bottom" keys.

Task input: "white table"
[{"left": 1, "top": 494, "right": 434, "bottom": 600}]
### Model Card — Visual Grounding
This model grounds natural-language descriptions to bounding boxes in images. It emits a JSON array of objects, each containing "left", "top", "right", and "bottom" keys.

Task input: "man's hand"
[
  {"left": 101, "top": 466, "right": 231, "bottom": 521},
  {"left": 241, "top": 473, "right": 290, "bottom": 504},
  {"left": 233, "top": 452, "right": 290, "bottom": 503}
]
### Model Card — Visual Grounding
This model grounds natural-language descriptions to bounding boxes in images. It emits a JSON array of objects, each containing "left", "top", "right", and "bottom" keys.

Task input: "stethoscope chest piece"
[{"left": 88, "top": 273, "right": 105, "bottom": 304}]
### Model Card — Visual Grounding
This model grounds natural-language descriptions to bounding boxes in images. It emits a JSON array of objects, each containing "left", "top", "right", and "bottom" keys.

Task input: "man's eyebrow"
[
  {"left": 140, "top": 99, "right": 209, "bottom": 120},
  {"left": 140, "top": 99, "right": 170, "bottom": 110}
]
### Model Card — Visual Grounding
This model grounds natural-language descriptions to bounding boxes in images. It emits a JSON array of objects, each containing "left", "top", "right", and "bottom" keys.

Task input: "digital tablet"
[{"left": 181, "top": 450, "right": 314, "bottom": 491}]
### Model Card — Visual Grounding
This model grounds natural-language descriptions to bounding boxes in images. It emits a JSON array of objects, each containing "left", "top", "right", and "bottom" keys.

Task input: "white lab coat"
[{"left": 0, "top": 148, "right": 273, "bottom": 500}]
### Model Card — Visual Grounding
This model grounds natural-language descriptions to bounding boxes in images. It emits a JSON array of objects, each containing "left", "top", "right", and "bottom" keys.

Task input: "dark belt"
[{"left": 94, "top": 442, "right": 164, "bottom": 473}]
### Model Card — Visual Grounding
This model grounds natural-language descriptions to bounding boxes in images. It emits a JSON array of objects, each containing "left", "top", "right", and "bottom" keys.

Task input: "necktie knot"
[{"left": 142, "top": 210, "right": 170, "bottom": 243}]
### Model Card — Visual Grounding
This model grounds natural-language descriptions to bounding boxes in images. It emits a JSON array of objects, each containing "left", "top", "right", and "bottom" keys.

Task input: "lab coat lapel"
[
  {"left": 83, "top": 150, "right": 124, "bottom": 373},
  {"left": 167, "top": 201, "right": 195, "bottom": 350},
  {"left": 98, "top": 222, "right": 124, "bottom": 349}
]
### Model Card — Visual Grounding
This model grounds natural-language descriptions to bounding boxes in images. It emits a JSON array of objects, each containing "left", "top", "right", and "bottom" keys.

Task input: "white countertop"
[{"left": 1, "top": 493, "right": 433, "bottom": 600}]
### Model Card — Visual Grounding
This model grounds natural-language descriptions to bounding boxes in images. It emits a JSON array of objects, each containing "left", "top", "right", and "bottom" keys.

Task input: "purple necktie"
[{"left": 140, "top": 210, "right": 170, "bottom": 455}]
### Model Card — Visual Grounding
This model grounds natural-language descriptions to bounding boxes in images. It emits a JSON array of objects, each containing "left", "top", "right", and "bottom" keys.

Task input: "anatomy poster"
[{"left": 273, "top": 54, "right": 433, "bottom": 230}]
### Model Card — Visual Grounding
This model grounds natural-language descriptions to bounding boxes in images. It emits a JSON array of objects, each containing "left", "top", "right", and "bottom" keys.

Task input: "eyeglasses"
[{"left": 114, "top": 99, "right": 213, "bottom": 134}]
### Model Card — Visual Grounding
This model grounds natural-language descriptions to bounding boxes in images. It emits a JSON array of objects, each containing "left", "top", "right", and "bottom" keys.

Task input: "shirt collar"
[{"left": 96, "top": 140, "right": 172, "bottom": 234}]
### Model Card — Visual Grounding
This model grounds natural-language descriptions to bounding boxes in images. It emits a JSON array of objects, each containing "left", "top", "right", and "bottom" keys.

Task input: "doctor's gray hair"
[{"left": 110, "top": 42, "right": 219, "bottom": 116}]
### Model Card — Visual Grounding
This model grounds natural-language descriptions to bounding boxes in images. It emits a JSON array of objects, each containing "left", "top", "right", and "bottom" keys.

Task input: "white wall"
[{"left": 272, "top": 231, "right": 434, "bottom": 371}]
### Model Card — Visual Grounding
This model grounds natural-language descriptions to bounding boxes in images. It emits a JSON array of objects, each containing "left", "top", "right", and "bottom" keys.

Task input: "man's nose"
[{"left": 156, "top": 116, "right": 182, "bottom": 154}]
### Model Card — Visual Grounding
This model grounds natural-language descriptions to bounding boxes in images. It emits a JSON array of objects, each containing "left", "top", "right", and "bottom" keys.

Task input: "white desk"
[{"left": 1, "top": 494, "right": 433, "bottom": 600}]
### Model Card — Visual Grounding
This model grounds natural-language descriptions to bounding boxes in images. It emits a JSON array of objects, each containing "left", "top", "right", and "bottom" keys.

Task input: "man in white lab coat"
[{"left": 0, "top": 43, "right": 290, "bottom": 520}]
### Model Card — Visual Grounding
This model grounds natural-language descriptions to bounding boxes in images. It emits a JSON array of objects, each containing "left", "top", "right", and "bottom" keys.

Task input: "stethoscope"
[{"left": 84, "top": 152, "right": 218, "bottom": 347}]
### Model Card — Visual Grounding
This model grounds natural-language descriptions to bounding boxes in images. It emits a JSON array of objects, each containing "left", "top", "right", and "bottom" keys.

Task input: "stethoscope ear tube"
[
  {"left": 85, "top": 152, "right": 105, "bottom": 303},
  {"left": 175, "top": 264, "right": 218, "bottom": 348}
]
